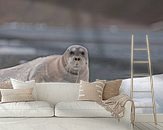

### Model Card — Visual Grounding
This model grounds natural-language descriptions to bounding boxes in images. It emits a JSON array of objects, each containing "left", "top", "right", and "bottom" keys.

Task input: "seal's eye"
[
  {"left": 70, "top": 51, "right": 75, "bottom": 55},
  {"left": 81, "top": 51, "right": 85, "bottom": 56}
]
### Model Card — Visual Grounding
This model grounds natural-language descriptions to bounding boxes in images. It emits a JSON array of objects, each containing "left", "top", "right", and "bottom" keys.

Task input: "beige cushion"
[
  {"left": 0, "top": 81, "right": 12, "bottom": 101},
  {"left": 78, "top": 80, "right": 105, "bottom": 102},
  {"left": 0, "top": 80, "right": 12, "bottom": 89},
  {"left": 10, "top": 78, "right": 37, "bottom": 100},
  {"left": 1, "top": 88, "right": 34, "bottom": 103},
  {"left": 97, "top": 79, "right": 122, "bottom": 100}
]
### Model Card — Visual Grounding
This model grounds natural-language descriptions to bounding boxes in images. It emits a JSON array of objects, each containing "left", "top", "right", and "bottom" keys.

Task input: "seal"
[
  {"left": 29, "top": 44, "right": 89, "bottom": 83},
  {"left": 0, "top": 45, "right": 89, "bottom": 88}
]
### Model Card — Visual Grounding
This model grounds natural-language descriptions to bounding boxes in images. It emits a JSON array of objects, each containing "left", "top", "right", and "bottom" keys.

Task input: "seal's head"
[{"left": 63, "top": 45, "right": 88, "bottom": 75}]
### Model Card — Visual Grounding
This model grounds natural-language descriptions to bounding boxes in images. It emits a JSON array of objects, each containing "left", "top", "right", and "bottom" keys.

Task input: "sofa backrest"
[
  {"left": 35, "top": 82, "right": 80, "bottom": 105},
  {"left": 35, "top": 81, "right": 127, "bottom": 105}
]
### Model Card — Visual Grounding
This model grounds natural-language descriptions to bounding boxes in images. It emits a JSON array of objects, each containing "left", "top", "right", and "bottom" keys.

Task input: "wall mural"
[{"left": 0, "top": 0, "right": 163, "bottom": 116}]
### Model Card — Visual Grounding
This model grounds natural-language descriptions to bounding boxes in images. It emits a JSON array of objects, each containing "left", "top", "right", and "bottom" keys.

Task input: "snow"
[{"left": 120, "top": 74, "right": 163, "bottom": 113}]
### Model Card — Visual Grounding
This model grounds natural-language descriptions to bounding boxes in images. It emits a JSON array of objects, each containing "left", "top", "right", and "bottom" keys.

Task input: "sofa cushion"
[
  {"left": 10, "top": 78, "right": 37, "bottom": 100},
  {"left": 78, "top": 80, "right": 105, "bottom": 102},
  {"left": 35, "top": 82, "right": 80, "bottom": 105},
  {"left": 103, "top": 80, "right": 122, "bottom": 100},
  {"left": 97, "top": 79, "right": 122, "bottom": 100},
  {"left": 10, "top": 78, "right": 35, "bottom": 88},
  {"left": 0, "top": 81, "right": 13, "bottom": 101},
  {"left": 55, "top": 101, "right": 112, "bottom": 117},
  {"left": 0, "top": 80, "right": 12, "bottom": 89},
  {"left": 0, "top": 101, "right": 54, "bottom": 117},
  {"left": 1, "top": 88, "right": 34, "bottom": 103}
]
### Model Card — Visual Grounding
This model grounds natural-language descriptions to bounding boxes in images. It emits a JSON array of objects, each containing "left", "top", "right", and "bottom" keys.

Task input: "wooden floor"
[{"left": 134, "top": 122, "right": 163, "bottom": 130}]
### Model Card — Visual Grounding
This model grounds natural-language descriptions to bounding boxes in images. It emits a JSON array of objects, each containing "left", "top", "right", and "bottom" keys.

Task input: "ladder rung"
[
  {"left": 133, "top": 91, "right": 151, "bottom": 93},
  {"left": 134, "top": 73, "right": 149, "bottom": 77},
  {"left": 135, "top": 106, "right": 153, "bottom": 108},
  {"left": 133, "top": 61, "right": 149, "bottom": 64},
  {"left": 134, "top": 48, "right": 147, "bottom": 51}
]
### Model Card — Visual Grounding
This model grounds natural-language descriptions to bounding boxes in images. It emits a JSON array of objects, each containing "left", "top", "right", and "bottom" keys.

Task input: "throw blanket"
[{"left": 98, "top": 94, "right": 135, "bottom": 124}]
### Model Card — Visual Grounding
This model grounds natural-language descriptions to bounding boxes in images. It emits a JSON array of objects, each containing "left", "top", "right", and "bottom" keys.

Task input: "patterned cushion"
[
  {"left": 0, "top": 88, "right": 34, "bottom": 103},
  {"left": 78, "top": 80, "right": 105, "bottom": 102}
]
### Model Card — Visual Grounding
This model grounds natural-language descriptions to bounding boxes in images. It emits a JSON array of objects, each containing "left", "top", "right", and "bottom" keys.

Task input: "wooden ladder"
[{"left": 130, "top": 34, "right": 157, "bottom": 125}]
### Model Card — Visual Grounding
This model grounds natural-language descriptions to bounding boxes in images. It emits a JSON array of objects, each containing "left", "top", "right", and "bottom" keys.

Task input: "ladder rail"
[
  {"left": 130, "top": 34, "right": 134, "bottom": 99},
  {"left": 146, "top": 35, "right": 157, "bottom": 124}
]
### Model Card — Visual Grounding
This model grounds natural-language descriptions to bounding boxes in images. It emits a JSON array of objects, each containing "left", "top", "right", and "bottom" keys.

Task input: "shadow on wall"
[{"left": 38, "top": 0, "right": 163, "bottom": 25}]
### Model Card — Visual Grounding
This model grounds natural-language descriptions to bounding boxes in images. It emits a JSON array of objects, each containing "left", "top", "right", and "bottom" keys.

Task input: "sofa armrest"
[
  {"left": 120, "top": 101, "right": 134, "bottom": 129},
  {"left": 123, "top": 101, "right": 132, "bottom": 121}
]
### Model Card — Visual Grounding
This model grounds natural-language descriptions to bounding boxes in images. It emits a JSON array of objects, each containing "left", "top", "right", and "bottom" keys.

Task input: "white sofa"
[{"left": 0, "top": 82, "right": 133, "bottom": 130}]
